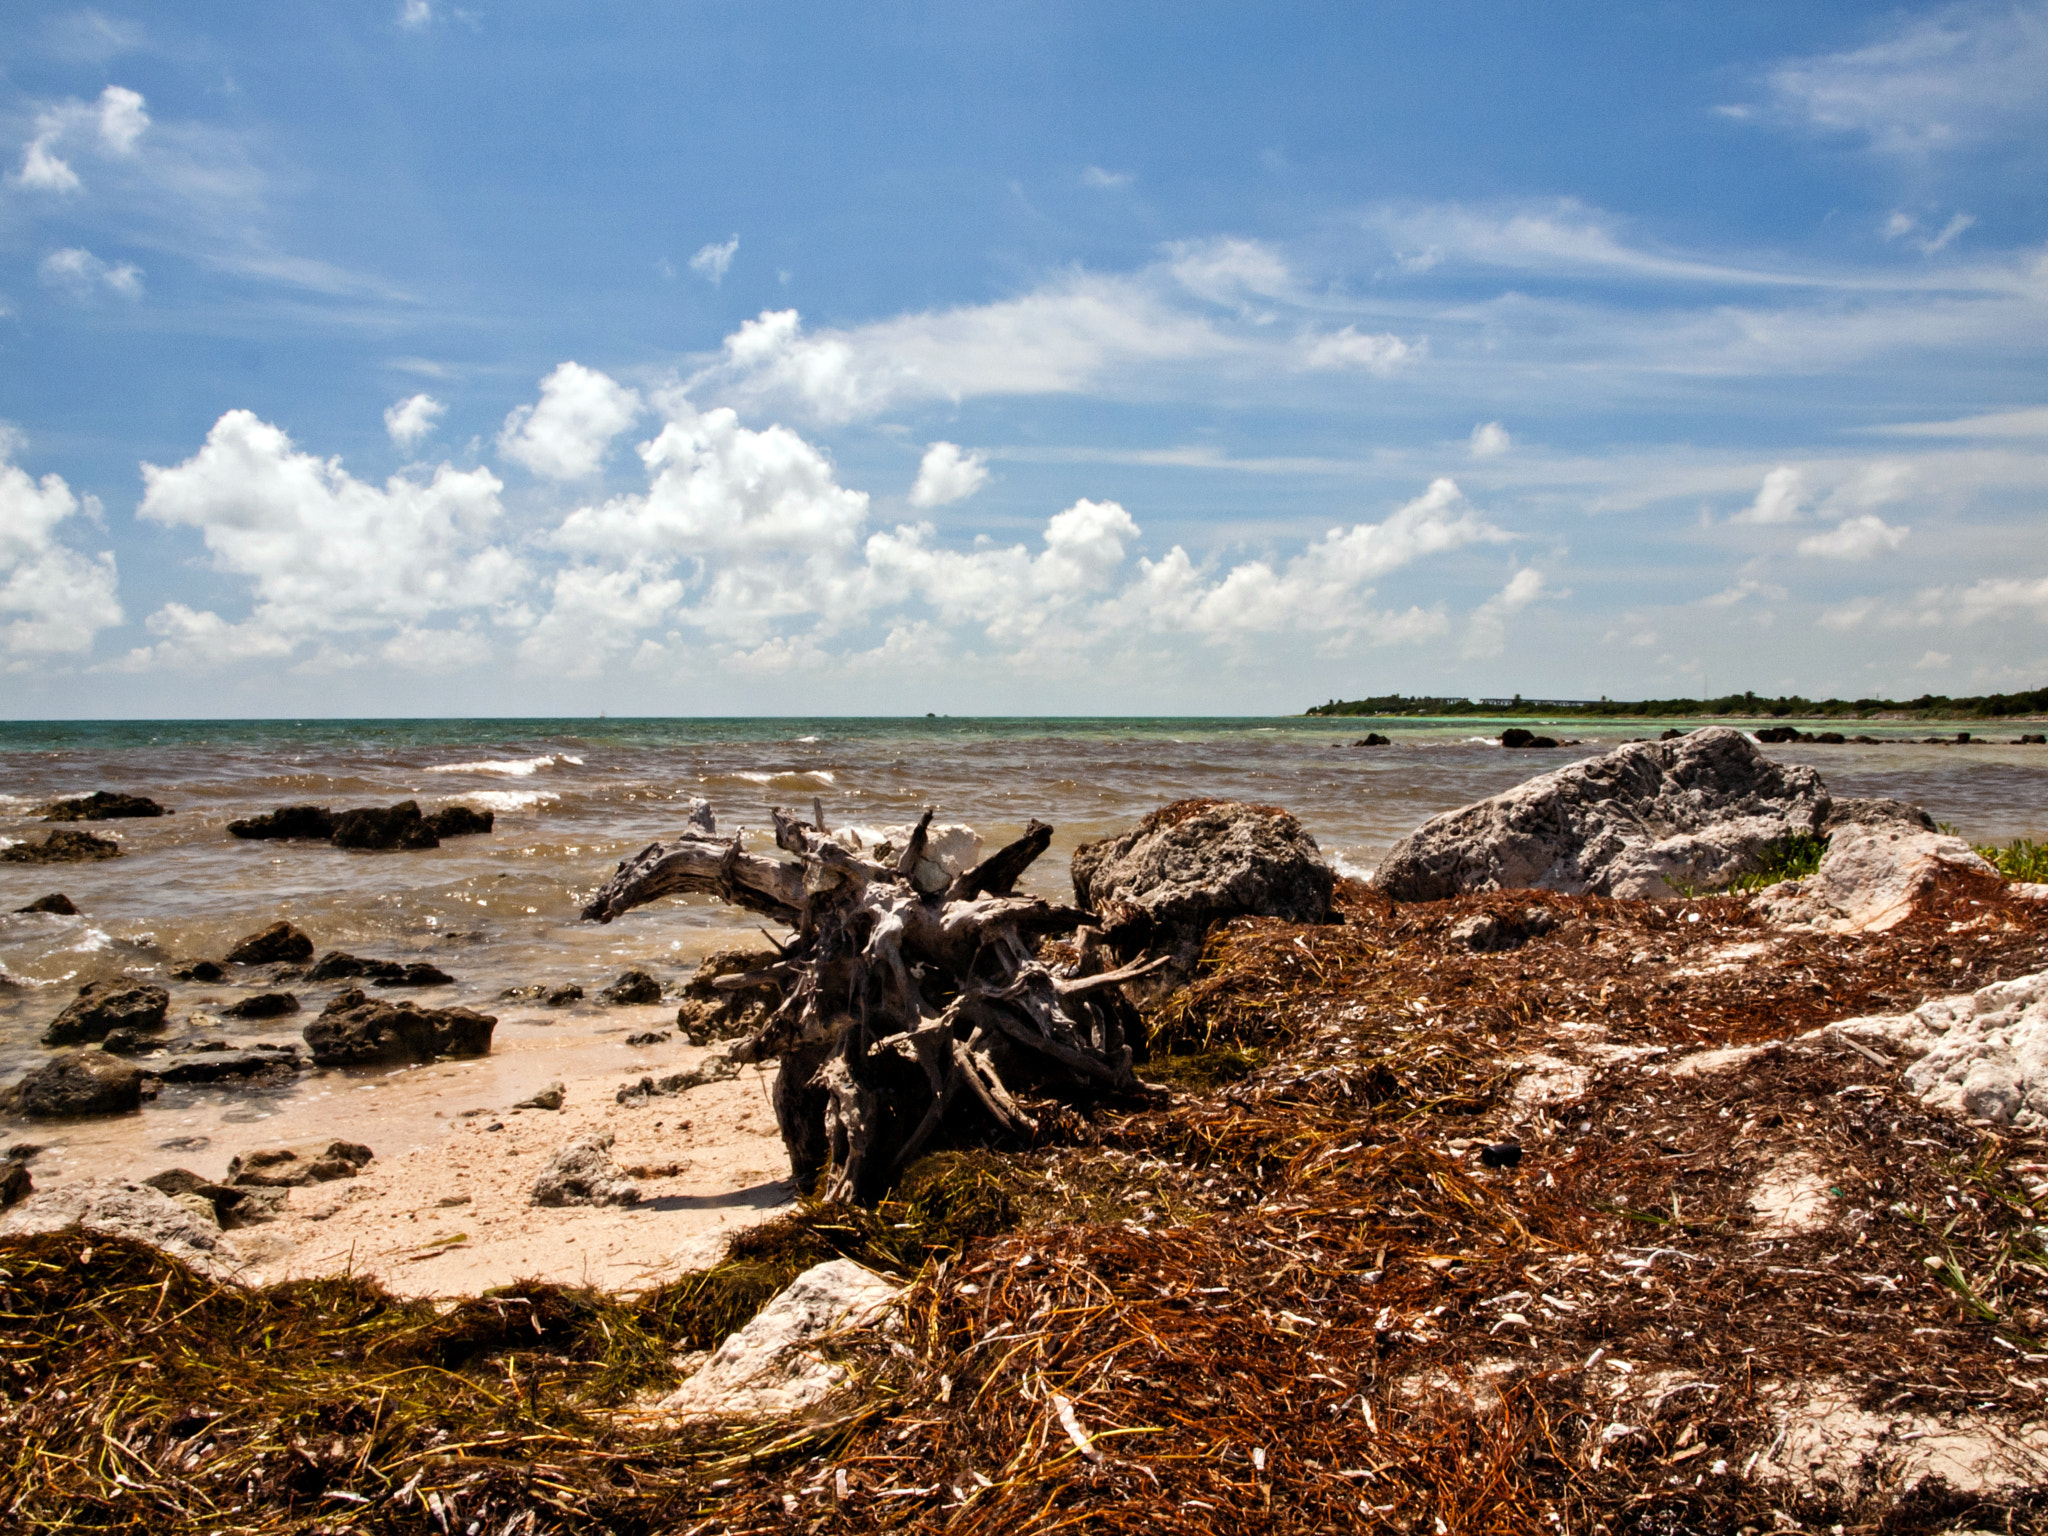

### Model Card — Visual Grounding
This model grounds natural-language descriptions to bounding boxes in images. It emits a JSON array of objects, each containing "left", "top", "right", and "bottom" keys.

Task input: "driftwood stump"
[{"left": 583, "top": 802, "right": 1164, "bottom": 1203}]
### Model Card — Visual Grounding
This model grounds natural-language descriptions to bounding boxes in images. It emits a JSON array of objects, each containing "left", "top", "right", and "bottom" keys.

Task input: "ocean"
[{"left": 3, "top": 715, "right": 2044, "bottom": 1183}]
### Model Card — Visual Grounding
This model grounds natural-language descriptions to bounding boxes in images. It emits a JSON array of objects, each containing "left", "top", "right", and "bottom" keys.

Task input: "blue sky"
[{"left": 3, "top": 1, "right": 2046, "bottom": 716}]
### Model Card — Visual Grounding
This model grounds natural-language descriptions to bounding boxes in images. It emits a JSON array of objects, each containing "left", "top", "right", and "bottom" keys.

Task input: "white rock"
[
  {"left": 1757, "top": 822, "right": 1998, "bottom": 934},
  {"left": 1373, "top": 727, "right": 1828, "bottom": 901},
  {"left": 1831, "top": 970, "right": 2048, "bottom": 1131},
  {"left": 828, "top": 822, "right": 983, "bottom": 896},
  {"left": 0, "top": 1177, "right": 233, "bottom": 1279},
  {"left": 657, "top": 1258, "right": 901, "bottom": 1422}
]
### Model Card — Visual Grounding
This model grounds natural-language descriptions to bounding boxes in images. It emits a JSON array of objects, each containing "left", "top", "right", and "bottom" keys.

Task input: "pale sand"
[{"left": 24, "top": 1000, "right": 798, "bottom": 1298}]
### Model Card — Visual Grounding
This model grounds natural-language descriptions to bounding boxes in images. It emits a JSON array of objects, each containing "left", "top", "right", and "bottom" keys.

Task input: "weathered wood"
[{"left": 581, "top": 801, "right": 1161, "bottom": 1204}]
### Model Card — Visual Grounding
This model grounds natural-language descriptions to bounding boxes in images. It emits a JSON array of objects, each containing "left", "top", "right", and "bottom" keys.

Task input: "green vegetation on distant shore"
[{"left": 1306, "top": 685, "right": 2048, "bottom": 720}]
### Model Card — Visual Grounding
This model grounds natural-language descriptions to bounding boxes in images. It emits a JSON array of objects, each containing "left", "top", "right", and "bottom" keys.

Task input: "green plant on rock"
[
  {"left": 1975, "top": 838, "right": 2048, "bottom": 882},
  {"left": 1721, "top": 832, "right": 1829, "bottom": 894}
]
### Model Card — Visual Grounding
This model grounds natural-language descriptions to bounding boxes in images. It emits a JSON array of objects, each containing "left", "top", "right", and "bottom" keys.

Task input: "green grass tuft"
[
  {"left": 1721, "top": 832, "right": 1829, "bottom": 894},
  {"left": 1975, "top": 837, "right": 2048, "bottom": 882}
]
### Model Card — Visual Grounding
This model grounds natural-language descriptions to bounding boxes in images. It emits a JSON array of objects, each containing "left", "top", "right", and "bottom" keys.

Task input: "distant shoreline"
[{"left": 1306, "top": 687, "right": 2048, "bottom": 723}]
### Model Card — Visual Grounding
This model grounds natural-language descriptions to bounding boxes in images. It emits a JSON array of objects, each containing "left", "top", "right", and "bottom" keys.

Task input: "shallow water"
[{"left": 3, "top": 714, "right": 2044, "bottom": 1178}]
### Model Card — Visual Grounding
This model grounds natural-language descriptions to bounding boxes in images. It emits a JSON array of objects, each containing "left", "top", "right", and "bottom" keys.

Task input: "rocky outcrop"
[
  {"left": 427, "top": 805, "right": 494, "bottom": 837},
  {"left": 4, "top": 1054, "right": 145, "bottom": 1116},
  {"left": 1071, "top": 799, "right": 1334, "bottom": 976},
  {"left": 656, "top": 1259, "right": 902, "bottom": 1422},
  {"left": 42, "top": 981, "right": 170, "bottom": 1045},
  {"left": 228, "top": 805, "right": 337, "bottom": 840},
  {"left": 170, "top": 959, "right": 227, "bottom": 982},
  {"left": 1756, "top": 823, "right": 2001, "bottom": 934},
  {"left": 148, "top": 1044, "right": 302, "bottom": 1084},
  {"left": 1, "top": 1159, "right": 33, "bottom": 1209},
  {"left": 331, "top": 801, "right": 438, "bottom": 850},
  {"left": 674, "top": 948, "right": 784, "bottom": 1043},
  {"left": 226, "top": 1139, "right": 372, "bottom": 1187},
  {"left": 0, "top": 1178, "right": 230, "bottom": 1278},
  {"left": 1830, "top": 971, "right": 2048, "bottom": 1132},
  {"left": 600, "top": 969, "right": 662, "bottom": 1005},
  {"left": 531, "top": 1130, "right": 639, "bottom": 1206},
  {"left": 1, "top": 829, "right": 121, "bottom": 863},
  {"left": 225, "top": 921, "right": 315, "bottom": 965},
  {"left": 16, "top": 893, "right": 78, "bottom": 914},
  {"left": 301, "top": 989, "right": 496, "bottom": 1065},
  {"left": 1821, "top": 797, "right": 1936, "bottom": 834},
  {"left": 1500, "top": 728, "right": 1559, "bottom": 750},
  {"left": 40, "top": 791, "right": 168, "bottom": 820},
  {"left": 142, "top": 1168, "right": 286, "bottom": 1227},
  {"left": 1373, "top": 727, "right": 1829, "bottom": 902}
]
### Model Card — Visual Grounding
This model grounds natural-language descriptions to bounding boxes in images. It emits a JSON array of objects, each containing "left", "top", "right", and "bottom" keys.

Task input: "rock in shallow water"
[
  {"left": 228, "top": 804, "right": 337, "bottom": 840},
  {"left": 301, "top": 988, "right": 495, "bottom": 1065},
  {"left": 4, "top": 1054, "right": 145, "bottom": 1116},
  {"left": 222, "top": 990, "right": 300, "bottom": 1019},
  {"left": 601, "top": 969, "right": 662, "bottom": 1005},
  {"left": 1, "top": 829, "right": 121, "bottom": 864},
  {"left": 42, "top": 980, "right": 170, "bottom": 1046},
  {"left": 40, "top": 790, "right": 169, "bottom": 820},
  {"left": 1071, "top": 798, "right": 1334, "bottom": 979},
  {"left": 15, "top": 893, "right": 77, "bottom": 914},
  {"left": 331, "top": 800, "right": 439, "bottom": 850},
  {"left": 1373, "top": 726, "right": 1829, "bottom": 902},
  {"left": 225, "top": 921, "right": 314, "bottom": 965}
]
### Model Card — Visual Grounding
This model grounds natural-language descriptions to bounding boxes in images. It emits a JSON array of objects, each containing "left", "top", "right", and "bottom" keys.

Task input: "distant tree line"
[{"left": 1304, "top": 687, "right": 2048, "bottom": 720}]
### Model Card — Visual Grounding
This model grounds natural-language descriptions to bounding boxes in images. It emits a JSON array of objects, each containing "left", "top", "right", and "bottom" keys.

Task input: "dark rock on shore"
[
  {"left": 141, "top": 1168, "right": 284, "bottom": 1227},
  {"left": 220, "top": 991, "right": 300, "bottom": 1019},
  {"left": 427, "top": 805, "right": 494, "bottom": 837},
  {"left": 41, "top": 791, "right": 168, "bottom": 821},
  {"left": 2020, "top": 733, "right": 2046, "bottom": 745},
  {"left": 228, "top": 805, "right": 337, "bottom": 840},
  {"left": 1754, "top": 725, "right": 1809, "bottom": 744},
  {"left": 331, "top": 801, "right": 438, "bottom": 850},
  {"left": 546, "top": 983, "right": 584, "bottom": 1006},
  {"left": 225, "top": 921, "right": 314, "bottom": 965},
  {"left": 1, "top": 1159, "right": 32, "bottom": 1209},
  {"left": 42, "top": 981, "right": 170, "bottom": 1046},
  {"left": 601, "top": 969, "right": 662, "bottom": 1005},
  {"left": 302, "top": 988, "right": 496, "bottom": 1065},
  {"left": 15, "top": 893, "right": 77, "bottom": 915},
  {"left": 227, "top": 1139, "right": 372, "bottom": 1187},
  {"left": 1500, "top": 728, "right": 1560, "bottom": 749},
  {"left": 170, "top": 959, "right": 227, "bottom": 982},
  {"left": 1374, "top": 726, "right": 1828, "bottom": 902},
  {"left": 4, "top": 1054, "right": 145, "bottom": 1117},
  {"left": 2, "top": 829, "right": 121, "bottom": 864},
  {"left": 374, "top": 963, "right": 454, "bottom": 988},
  {"left": 673, "top": 949, "right": 782, "bottom": 1042},
  {"left": 1072, "top": 798, "right": 1335, "bottom": 979},
  {"left": 1350, "top": 733, "right": 1391, "bottom": 747},
  {"left": 149, "top": 1046, "right": 302, "bottom": 1084}
]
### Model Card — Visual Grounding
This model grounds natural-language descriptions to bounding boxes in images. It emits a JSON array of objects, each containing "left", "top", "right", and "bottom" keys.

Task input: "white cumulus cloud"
[
  {"left": 398, "top": 0, "right": 433, "bottom": 30},
  {"left": 0, "top": 433, "right": 123, "bottom": 661},
  {"left": 129, "top": 410, "right": 524, "bottom": 669},
  {"left": 1733, "top": 465, "right": 1807, "bottom": 524},
  {"left": 690, "top": 235, "right": 739, "bottom": 283},
  {"left": 1464, "top": 567, "right": 1548, "bottom": 659},
  {"left": 1470, "top": 421, "right": 1511, "bottom": 459},
  {"left": 384, "top": 393, "right": 446, "bottom": 450},
  {"left": 1297, "top": 326, "right": 1421, "bottom": 374},
  {"left": 39, "top": 247, "right": 143, "bottom": 303},
  {"left": 11, "top": 85, "right": 149, "bottom": 193},
  {"left": 498, "top": 362, "right": 643, "bottom": 480},
  {"left": 909, "top": 442, "right": 988, "bottom": 508},
  {"left": 1797, "top": 513, "right": 1911, "bottom": 559}
]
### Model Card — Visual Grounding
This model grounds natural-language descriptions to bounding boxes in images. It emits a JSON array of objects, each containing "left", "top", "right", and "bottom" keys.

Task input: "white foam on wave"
[
  {"left": 426, "top": 754, "right": 580, "bottom": 777},
  {"left": 1331, "top": 853, "right": 1377, "bottom": 884},
  {"left": 457, "top": 790, "right": 561, "bottom": 814},
  {"left": 731, "top": 768, "right": 836, "bottom": 786},
  {"left": 796, "top": 735, "right": 820, "bottom": 744},
  {"left": 733, "top": 771, "right": 774, "bottom": 785}
]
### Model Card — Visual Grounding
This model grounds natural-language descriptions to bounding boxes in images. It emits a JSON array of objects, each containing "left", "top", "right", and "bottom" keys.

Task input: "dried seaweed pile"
[{"left": 7, "top": 882, "right": 2048, "bottom": 1533}]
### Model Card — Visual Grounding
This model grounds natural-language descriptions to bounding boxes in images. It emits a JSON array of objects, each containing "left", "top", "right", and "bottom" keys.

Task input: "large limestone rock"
[
  {"left": 301, "top": 989, "right": 496, "bottom": 1065},
  {"left": 0, "top": 1178, "right": 231, "bottom": 1278},
  {"left": 1373, "top": 727, "right": 1828, "bottom": 901},
  {"left": 656, "top": 1259, "right": 901, "bottom": 1421},
  {"left": 1756, "top": 822, "right": 2000, "bottom": 933},
  {"left": 4, "top": 1054, "right": 145, "bottom": 1117},
  {"left": 1071, "top": 799, "right": 1334, "bottom": 975},
  {"left": 1830, "top": 971, "right": 2048, "bottom": 1131},
  {"left": 42, "top": 980, "right": 170, "bottom": 1045}
]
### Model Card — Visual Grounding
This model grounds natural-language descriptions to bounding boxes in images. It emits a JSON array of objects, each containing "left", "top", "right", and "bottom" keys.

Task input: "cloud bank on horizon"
[{"left": 1, "top": 1, "right": 2045, "bottom": 712}]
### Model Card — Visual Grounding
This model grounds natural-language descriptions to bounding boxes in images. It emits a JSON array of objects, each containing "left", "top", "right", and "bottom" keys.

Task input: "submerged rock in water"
[
  {"left": 301, "top": 988, "right": 495, "bottom": 1065},
  {"left": 40, "top": 790, "right": 169, "bottom": 821},
  {"left": 656, "top": 1259, "right": 901, "bottom": 1422},
  {"left": 331, "top": 800, "right": 438, "bottom": 850},
  {"left": 0, "top": 1178, "right": 229, "bottom": 1278},
  {"left": 1, "top": 829, "right": 121, "bottom": 864},
  {"left": 4, "top": 1054, "right": 146, "bottom": 1117},
  {"left": 1373, "top": 727, "right": 1829, "bottom": 902},
  {"left": 221, "top": 991, "right": 300, "bottom": 1019},
  {"left": 227, "top": 1139, "right": 372, "bottom": 1187},
  {"left": 228, "top": 805, "right": 337, "bottom": 840},
  {"left": 531, "top": 1130, "right": 639, "bottom": 1206},
  {"left": 1500, "top": 728, "right": 1559, "bottom": 750},
  {"left": 372, "top": 963, "right": 454, "bottom": 988},
  {"left": 1757, "top": 822, "right": 2000, "bottom": 934},
  {"left": 16, "top": 893, "right": 77, "bottom": 915},
  {"left": 1071, "top": 798, "right": 1334, "bottom": 978},
  {"left": 225, "top": 921, "right": 315, "bottom": 965},
  {"left": 42, "top": 980, "right": 170, "bottom": 1045},
  {"left": 170, "top": 959, "right": 227, "bottom": 982},
  {"left": 600, "top": 968, "right": 662, "bottom": 1005},
  {"left": 426, "top": 804, "right": 494, "bottom": 837}
]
